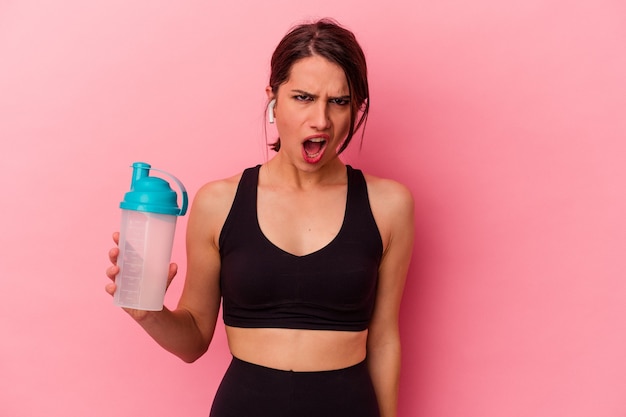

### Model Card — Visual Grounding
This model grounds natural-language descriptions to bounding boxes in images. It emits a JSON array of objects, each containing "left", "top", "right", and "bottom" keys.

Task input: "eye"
[
  {"left": 293, "top": 94, "right": 313, "bottom": 102},
  {"left": 330, "top": 97, "right": 351, "bottom": 106}
]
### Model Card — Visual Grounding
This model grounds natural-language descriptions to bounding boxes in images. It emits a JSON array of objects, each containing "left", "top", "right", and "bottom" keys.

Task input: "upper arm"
[
  {"left": 176, "top": 176, "right": 239, "bottom": 348},
  {"left": 366, "top": 177, "right": 415, "bottom": 347}
]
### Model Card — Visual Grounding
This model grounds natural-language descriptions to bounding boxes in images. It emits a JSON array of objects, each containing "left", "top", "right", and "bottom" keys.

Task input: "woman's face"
[{"left": 270, "top": 55, "right": 352, "bottom": 170}]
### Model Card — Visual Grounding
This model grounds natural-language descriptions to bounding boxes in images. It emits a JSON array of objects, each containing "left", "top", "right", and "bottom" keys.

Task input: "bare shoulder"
[
  {"left": 193, "top": 171, "right": 243, "bottom": 212},
  {"left": 363, "top": 173, "right": 414, "bottom": 216},
  {"left": 187, "top": 171, "right": 244, "bottom": 242},
  {"left": 363, "top": 173, "right": 414, "bottom": 247}
]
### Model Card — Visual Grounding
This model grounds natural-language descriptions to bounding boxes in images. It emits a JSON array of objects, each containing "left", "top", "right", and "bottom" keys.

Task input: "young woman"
[{"left": 106, "top": 19, "right": 414, "bottom": 417}]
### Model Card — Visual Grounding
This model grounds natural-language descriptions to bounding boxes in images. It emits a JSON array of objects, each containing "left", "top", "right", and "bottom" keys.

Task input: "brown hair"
[{"left": 267, "top": 18, "right": 369, "bottom": 153}]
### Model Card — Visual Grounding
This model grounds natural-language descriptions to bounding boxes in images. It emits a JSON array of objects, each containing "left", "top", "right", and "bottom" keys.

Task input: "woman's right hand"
[{"left": 105, "top": 232, "right": 178, "bottom": 321}]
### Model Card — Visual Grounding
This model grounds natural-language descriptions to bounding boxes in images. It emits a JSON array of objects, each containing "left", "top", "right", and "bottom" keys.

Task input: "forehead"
[{"left": 283, "top": 55, "right": 349, "bottom": 95}]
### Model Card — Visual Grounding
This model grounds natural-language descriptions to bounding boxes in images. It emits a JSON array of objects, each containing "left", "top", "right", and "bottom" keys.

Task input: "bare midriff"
[{"left": 225, "top": 326, "right": 368, "bottom": 371}]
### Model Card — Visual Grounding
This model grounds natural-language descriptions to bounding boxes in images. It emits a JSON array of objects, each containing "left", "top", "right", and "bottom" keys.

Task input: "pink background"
[{"left": 1, "top": 1, "right": 625, "bottom": 416}]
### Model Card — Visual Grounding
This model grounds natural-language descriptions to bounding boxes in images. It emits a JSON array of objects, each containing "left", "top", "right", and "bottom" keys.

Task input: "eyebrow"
[{"left": 290, "top": 89, "right": 351, "bottom": 100}]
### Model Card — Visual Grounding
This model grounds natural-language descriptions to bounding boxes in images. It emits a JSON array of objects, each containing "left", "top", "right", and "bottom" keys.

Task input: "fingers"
[
  {"left": 106, "top": 264, "right": 119, "bottom": 281},
  {"left": 104, "top": 282, "right": 116, "bottom": 296},
  {"left": 108, "top": 246, "right": 119, "bottom": 264},
  {"left": 169, "top": 263, "right": 178, "bottom": 279},
  {"left": 165, "top": 263, "right": 178, "bottom": 290},
  {"left": 106, "top": 234, "right": 120, "bottom": 291},
  {"left": 108, "top": 233, "right": 120, "bottom": 279}
]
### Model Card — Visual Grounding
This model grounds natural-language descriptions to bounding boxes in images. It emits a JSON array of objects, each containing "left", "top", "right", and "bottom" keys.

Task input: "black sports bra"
[{"left": 219, "top": 165, "right": 382, "bottom": 331}]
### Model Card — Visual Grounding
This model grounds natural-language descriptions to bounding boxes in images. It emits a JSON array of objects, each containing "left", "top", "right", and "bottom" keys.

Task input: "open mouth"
[{"left": 303, "top": 138, "right": 327, "bottom": 158}]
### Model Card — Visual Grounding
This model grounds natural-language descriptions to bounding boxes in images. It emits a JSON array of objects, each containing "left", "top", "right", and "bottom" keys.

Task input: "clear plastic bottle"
[{"left": 113, "top": 162, "right": 188, "bottom": 311}]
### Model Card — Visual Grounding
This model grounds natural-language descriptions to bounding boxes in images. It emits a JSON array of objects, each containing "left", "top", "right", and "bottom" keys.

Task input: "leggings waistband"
[
  {"left": 209, "top": 355, "right": 380, "bottom": 417},
  {"left": 230, "top": 355, "right": 368, "bottom": 374}
]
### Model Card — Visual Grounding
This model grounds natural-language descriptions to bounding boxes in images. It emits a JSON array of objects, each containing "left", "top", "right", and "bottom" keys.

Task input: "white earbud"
[{"left": 268, "top": 99, "right": 276, "bottom": 124}]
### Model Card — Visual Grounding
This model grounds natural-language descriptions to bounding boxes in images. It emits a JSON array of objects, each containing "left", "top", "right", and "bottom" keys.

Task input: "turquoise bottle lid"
[{"left": 119, "top": 162, "right": 188, "bottom": 216}]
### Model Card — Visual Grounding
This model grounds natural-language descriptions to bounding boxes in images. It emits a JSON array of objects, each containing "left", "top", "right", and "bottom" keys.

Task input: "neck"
[{"left": 262, "top": 153, "right": 347, "bottom": 190}]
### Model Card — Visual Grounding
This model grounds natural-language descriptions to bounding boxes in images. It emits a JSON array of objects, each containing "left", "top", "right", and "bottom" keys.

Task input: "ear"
[{"left": 265, "top": 86, "right": 274, "bottom": 101}]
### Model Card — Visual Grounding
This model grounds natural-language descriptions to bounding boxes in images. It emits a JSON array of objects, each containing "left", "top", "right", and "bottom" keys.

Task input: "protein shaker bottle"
[{"left": 113, "top": 162, "right": 188, "bottom": 311}]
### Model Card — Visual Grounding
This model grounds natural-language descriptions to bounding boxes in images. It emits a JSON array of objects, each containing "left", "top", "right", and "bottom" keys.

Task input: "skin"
[{"left": 106, "top": 55, "right": 414, "bottom": 417}]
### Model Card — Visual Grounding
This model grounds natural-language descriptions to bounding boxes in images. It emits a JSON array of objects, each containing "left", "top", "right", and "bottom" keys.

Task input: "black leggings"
[{"left": 209, "top": 356, "right": 380, "bottom": 417}]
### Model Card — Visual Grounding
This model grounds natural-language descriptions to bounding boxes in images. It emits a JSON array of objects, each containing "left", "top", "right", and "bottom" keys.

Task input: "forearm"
[
  {"left": 134, "top": 307, "right": 212, "bottom": 363},
  {"left": 367, "top": 340, "right": 401, "bottom": 417}
]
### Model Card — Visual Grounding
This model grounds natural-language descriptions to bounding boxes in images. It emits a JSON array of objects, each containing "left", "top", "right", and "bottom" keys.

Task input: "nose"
[{"left": 310, "top": 101, "right": 331, "bottom": 130}]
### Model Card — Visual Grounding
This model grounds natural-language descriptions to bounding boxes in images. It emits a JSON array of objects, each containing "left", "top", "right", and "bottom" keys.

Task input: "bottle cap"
[{"left": 119, "top": 162, "right": 188, "bottom": 216}]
